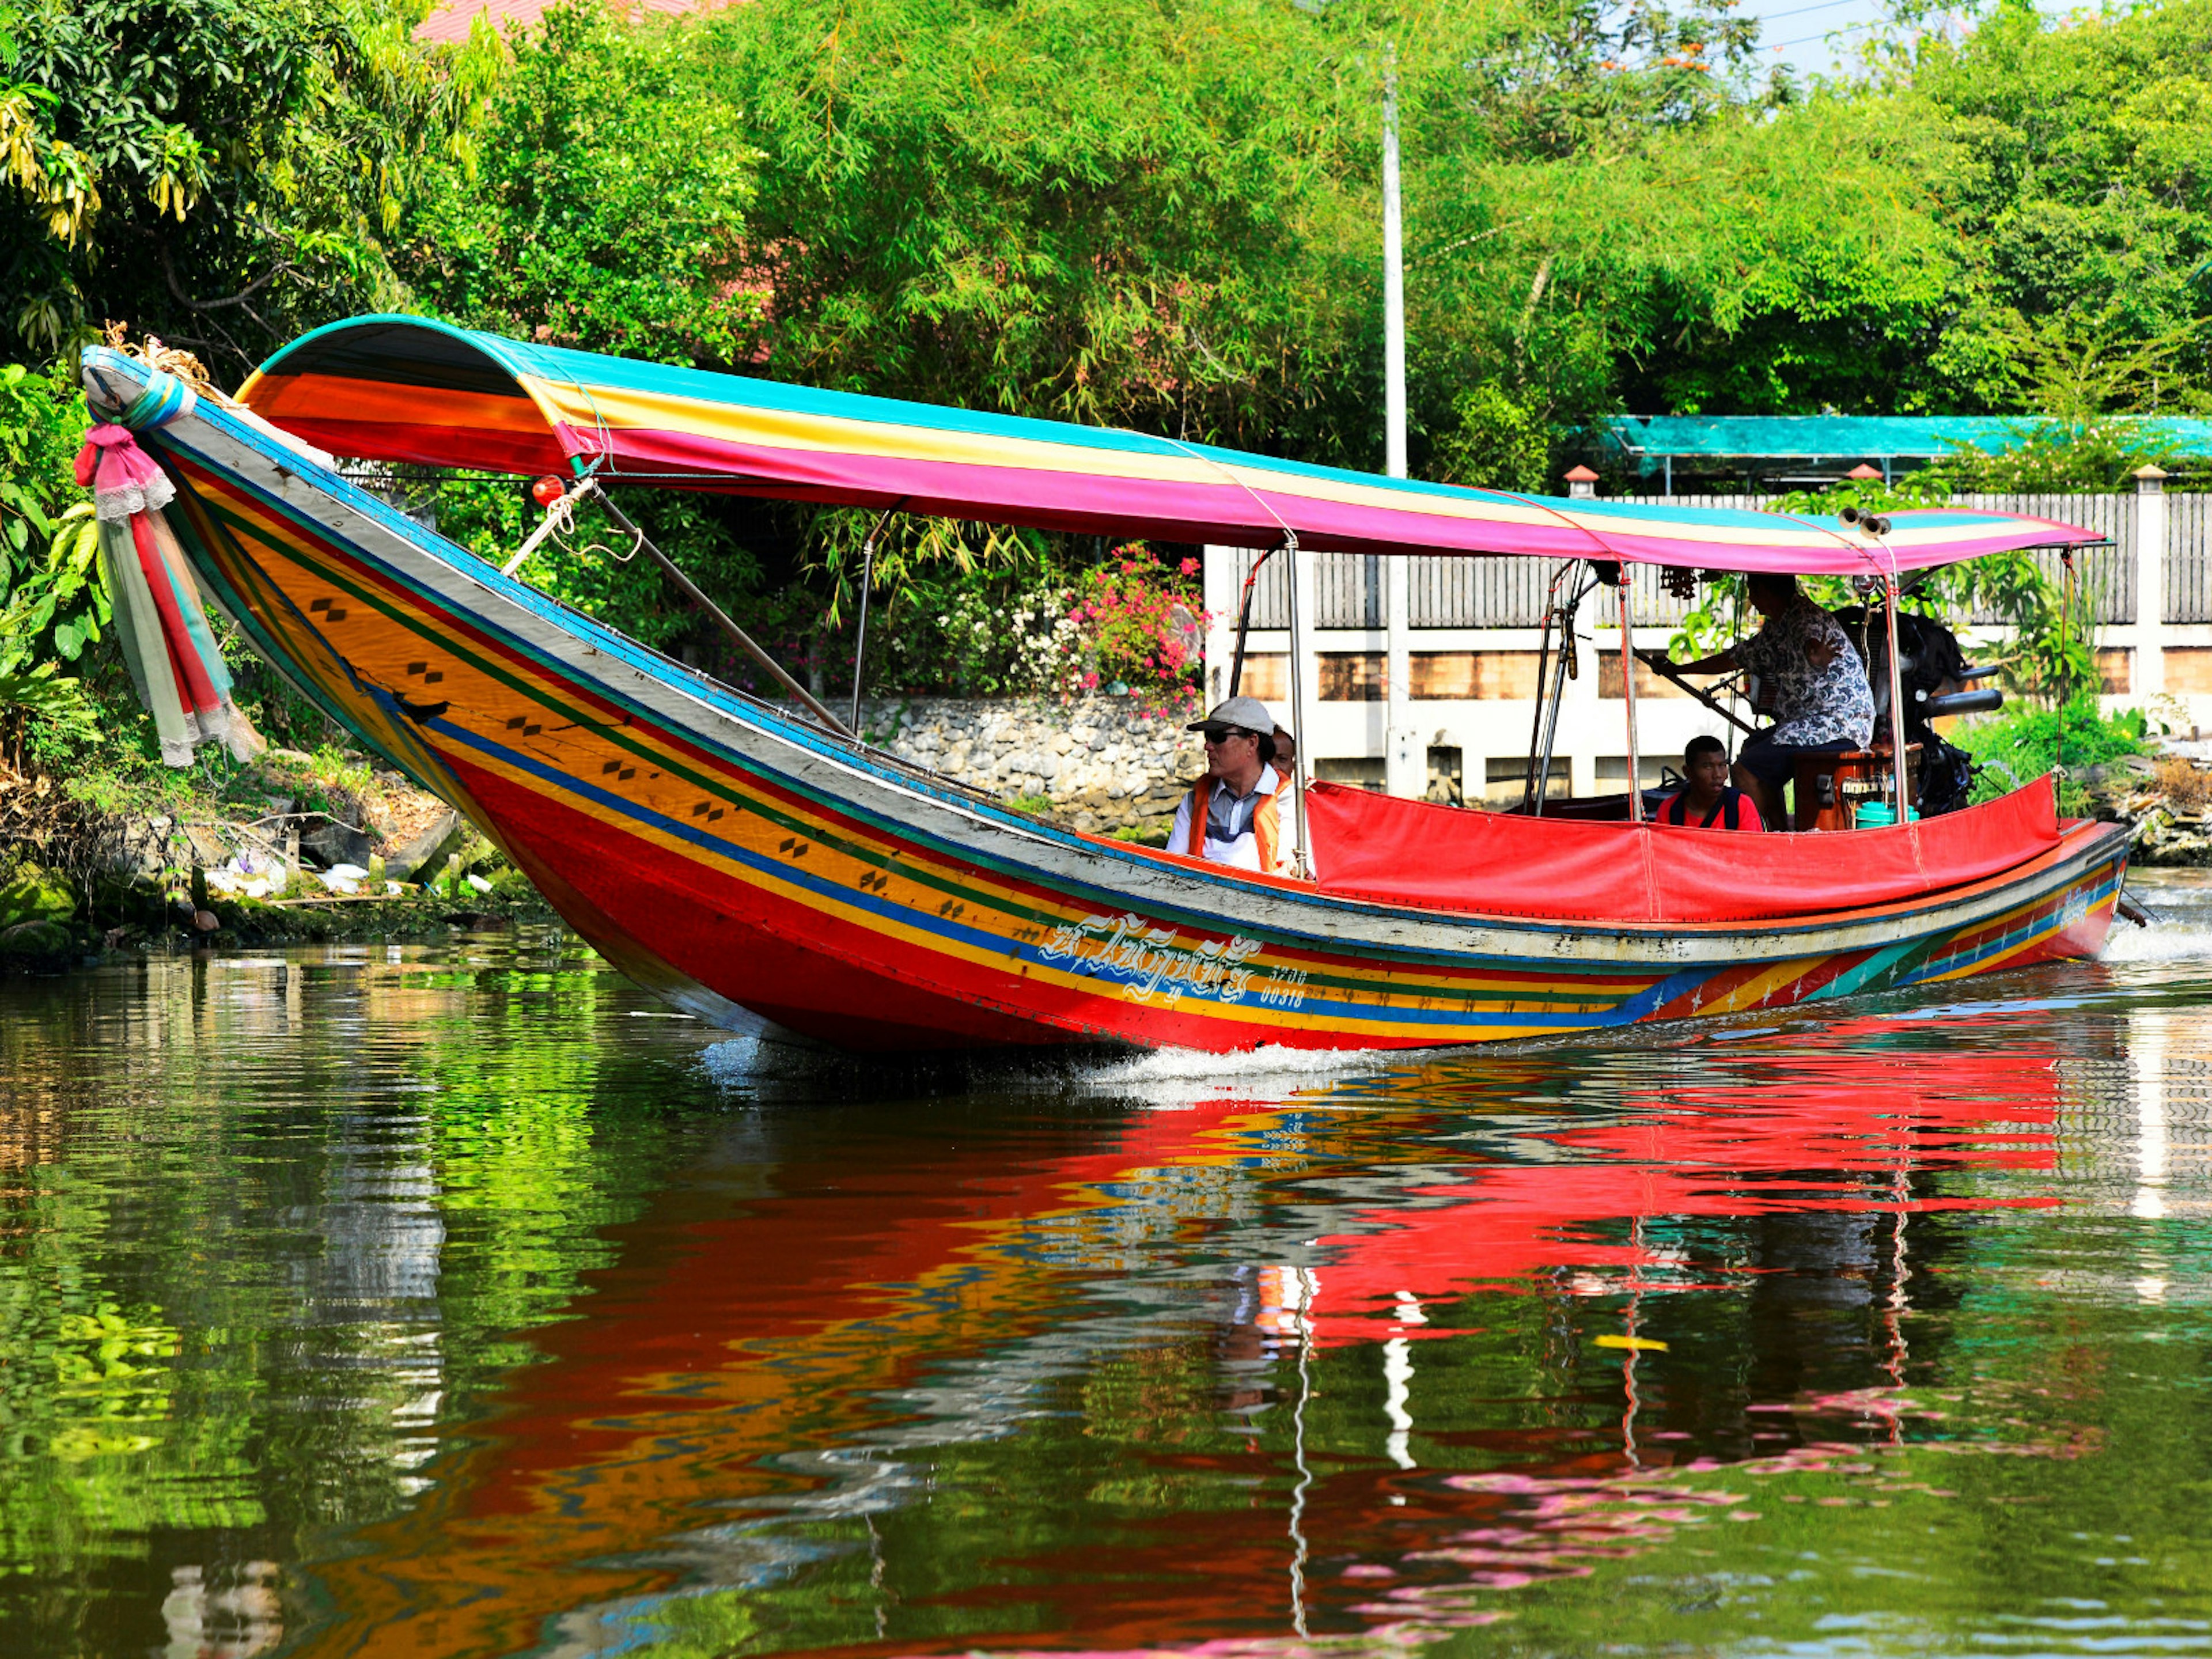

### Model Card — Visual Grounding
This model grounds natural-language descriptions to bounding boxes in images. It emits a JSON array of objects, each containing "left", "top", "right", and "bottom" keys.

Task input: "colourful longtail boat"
[{"left": 79, "top": 320, "right": 2128, "bottom": 1052}]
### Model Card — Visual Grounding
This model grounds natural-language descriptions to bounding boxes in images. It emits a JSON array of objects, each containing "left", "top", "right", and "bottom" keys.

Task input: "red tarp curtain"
[{"left": 1303, "top": 778, "right": 2062, "bottom": 924}]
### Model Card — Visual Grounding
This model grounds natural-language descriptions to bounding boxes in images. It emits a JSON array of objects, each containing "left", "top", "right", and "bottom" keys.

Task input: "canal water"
[{"left": 3, "top": 877, "right": 2210, "bottom": 1659}]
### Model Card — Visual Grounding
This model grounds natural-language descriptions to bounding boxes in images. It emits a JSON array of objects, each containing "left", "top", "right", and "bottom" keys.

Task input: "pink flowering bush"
[
  {"left": 1065, "top": 548, "right": 1206, "bottom": 713},
  {"left": 854, "top": 544, "right": 1204, "bottom": 706}
]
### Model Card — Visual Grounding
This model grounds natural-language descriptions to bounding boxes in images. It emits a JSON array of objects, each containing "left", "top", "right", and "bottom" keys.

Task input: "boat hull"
[{"left": 127, "top": 369, "right": 2128, "bottom": 1054}]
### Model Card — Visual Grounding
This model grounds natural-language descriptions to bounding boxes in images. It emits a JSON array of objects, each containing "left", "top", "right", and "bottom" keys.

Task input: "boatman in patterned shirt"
[
  {"left": 1666, "top": 573, "right": 1875, "bottom": 828},
  {"left": 1171, "top": 695, "right": 1285, "bottom": 872}
]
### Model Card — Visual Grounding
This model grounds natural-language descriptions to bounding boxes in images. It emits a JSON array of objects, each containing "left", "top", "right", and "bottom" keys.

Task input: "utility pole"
[
  {"left": 1383, "top": 51, "right": 1407, "bottom": 483},
  {"left": 1381, "top": 46, "right": 1419, "bottom": 798}
]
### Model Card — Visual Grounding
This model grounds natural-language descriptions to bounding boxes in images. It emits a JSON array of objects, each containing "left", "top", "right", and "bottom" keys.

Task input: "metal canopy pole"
[
  {"left": 1884, "top": 574, "right": 1911, "bottom": 820},
  {"left": 1522, "top": 584, "right": 1559, "bottom": 812},
  {"left": 1380, "top": 44, "right": 1418, "bottom": 800},
  {"left": 1285, "top": 533, "right": 1315, "bottom": 878},
  {"left": 1619, "top": 570, "right": 1643, "bottom": 822},
  {"left": 1525, "top": 562, "right": 1586, "bottom": 813},
  {"left": 848, "top": 505, "right": 900, "bottom": 733},
  {"left": 1533, "top": 567, "right": 1592, "bottom": 814},
  {"left": 1533, "top": 637, "right": 1574, "bottom": 814}
]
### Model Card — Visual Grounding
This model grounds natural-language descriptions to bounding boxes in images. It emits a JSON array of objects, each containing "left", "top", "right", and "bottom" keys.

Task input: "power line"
[
  {"left": 1770, "top": 17, "right": 1881, "bottom": 48},
  {"left": 1752, "top": 0, "right": 1868, "bottom": 23}
]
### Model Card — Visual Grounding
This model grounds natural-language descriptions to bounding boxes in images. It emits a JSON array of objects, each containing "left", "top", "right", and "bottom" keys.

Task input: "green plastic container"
[{"left": 1853, "top": 800, "right": 1921, "bottom": 830}]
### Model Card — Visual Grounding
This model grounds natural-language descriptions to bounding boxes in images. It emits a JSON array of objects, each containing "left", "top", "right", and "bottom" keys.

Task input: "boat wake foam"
[{"left": 2104, "top": 917, "right": 2212, "bottom": 962}]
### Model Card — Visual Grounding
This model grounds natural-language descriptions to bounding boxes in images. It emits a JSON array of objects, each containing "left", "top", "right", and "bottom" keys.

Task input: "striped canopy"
[{"left": 238, "top": 316, "right": 2100, "bottom": 575}]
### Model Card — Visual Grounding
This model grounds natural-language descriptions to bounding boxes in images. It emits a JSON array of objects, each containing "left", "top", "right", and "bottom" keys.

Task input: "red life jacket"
[{"left": 1186, "top": 774, "right": 1281, "bottom": 870}]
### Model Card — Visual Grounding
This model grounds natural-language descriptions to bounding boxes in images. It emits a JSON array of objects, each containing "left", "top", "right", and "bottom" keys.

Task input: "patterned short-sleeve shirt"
[{"left": 1736, "top": 596, "right": 1875, "bottom": 748}]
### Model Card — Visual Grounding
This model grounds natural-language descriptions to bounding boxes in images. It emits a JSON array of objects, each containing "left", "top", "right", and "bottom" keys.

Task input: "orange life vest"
[{"left": 1186, "top": 774, "right": 1281, "bottom": 871}]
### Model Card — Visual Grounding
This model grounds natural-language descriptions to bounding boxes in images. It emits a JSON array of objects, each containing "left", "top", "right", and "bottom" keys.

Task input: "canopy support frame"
[
  {"left": 1525, "top": 562, "right": 1594, "bottom": 815},
  {"left": 847, "top": 503, "right": 904, "bottom": 733},
  {"left": 1523, "top": 569, "right": 1565, "bottom": 814},
  {"left": 1619, "top": 571, "right": 1644, "bottom": 823},
  {"left": 1283, "top": 531, "right": 1314, "bottom": 879},
  {"left": 1228, "top": 538, "right": 1289, "bottom": 698},
  {"left": 1884, "top": 574, "right": 1912, "bottom": 821}
]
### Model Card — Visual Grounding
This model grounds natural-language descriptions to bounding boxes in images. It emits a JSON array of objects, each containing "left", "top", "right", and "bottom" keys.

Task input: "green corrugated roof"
[{"left": 1608, "top": 414, "right": 2212, "bottom": 462}]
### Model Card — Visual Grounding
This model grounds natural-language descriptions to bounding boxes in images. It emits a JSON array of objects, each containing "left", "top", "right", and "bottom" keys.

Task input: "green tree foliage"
[
  {"left": 703, "top": 0, "right": 1372, "bottom": 451},
  {"left": 1418, "top": 88, "right": 1963, "bottom": 431},
  {"left": 0, "top": 357, "right": 78, "bottom": 556},
  {"left": 400, "top": 1, "right": 760, "bottom": 362},
  {"left": 1910, "top": 419, "right": 2189, "bottom": 494},
  {"left": 0, "top": 359, "right": 99, "bottom": 737},
  {"left": 1431, "top": 382, "right": 1554, "bottom": 490},
  {"left": 398, "top": 3, "right": 774, "bottom": 673},
  {"left": 1906, "top": 0, "right": 2212, "bottom": 418},
  {"left": 1953, "top": 693, "right": 2147, "bottom": 806},
  {"left": 0, "top": 0, "right": 497, "bottom": 371},
  {"left": 13, "top": 0, "right": 2212, "bottom": 736},
  {"left": 1412, "top": 0, "right": 2212, "bottom": 442}
]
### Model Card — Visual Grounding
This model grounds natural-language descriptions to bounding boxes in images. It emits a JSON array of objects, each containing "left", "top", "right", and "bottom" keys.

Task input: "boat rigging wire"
[
  {"left": 594, "top": 487, "right": 856, "bottom": 738},
  {"left": 1139, "top": 431, "right": 1317, "bottom": 877},
  {"left": 501, "top": 465, "right": 603, "bottom": 577},
  {"left": 516, "top": 478, "right": 853, "bottom": 737}
]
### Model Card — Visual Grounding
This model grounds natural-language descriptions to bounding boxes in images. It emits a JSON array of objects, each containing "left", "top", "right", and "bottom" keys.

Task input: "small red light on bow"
[{"left": 530, "top": 475, "right": 567, "bottom": 509}]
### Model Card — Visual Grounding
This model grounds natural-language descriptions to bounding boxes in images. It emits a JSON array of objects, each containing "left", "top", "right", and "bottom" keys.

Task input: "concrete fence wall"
[{"left": 1203, "top": 478, "right": 2205, "bottom": 802}]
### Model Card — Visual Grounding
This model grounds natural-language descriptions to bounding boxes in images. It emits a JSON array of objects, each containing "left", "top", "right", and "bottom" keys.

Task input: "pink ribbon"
[{"left": 74, "top": 423, "right": 175, "bottom": 519}]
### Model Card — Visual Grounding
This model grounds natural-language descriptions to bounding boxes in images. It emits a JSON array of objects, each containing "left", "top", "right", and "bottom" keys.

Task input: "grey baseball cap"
[{"left": 1186, "top": 695, "right": 1280, "bottom": 736}]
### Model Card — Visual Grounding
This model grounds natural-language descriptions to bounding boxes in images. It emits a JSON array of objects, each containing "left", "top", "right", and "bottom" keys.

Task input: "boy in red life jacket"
[
  {"left": 1169, "top": 695, "right": 1286, "bottom": 872},
  {"left": 1657, "top": 734, "right": 1765, "bottom": 831}
]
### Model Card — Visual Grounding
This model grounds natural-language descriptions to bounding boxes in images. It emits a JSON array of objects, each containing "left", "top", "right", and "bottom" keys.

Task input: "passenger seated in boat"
[
  {"left": 1270, "top": 722, "right": 1302, "bottom": 831},
  {"left": 1672, "top": 573, "right": 1874, "bottom": 827},
  {"left": 1171, "top": 695, "right": 1284, "bottom": 872},
  {"left": 1656, "top": 736, "right": 1763, "bottom": 831}
]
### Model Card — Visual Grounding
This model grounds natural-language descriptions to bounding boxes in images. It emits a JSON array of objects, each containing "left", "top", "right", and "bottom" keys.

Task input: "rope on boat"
[{"left": 1139, "top": 432, "right": 1316, "bottom": 877}]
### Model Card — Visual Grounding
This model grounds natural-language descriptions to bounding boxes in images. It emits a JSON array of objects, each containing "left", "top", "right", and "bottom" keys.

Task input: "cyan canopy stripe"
[
  {"left": 239, "top": 315, "right": 2103, "bottom": 575},
  {"left": 1611, "top": 412, "right": 2212, "bottom": 461}
]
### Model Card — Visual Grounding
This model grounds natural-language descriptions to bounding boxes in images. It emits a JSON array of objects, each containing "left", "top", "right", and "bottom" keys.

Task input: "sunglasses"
[{"left": 1200, "top": 725, "right": 1256, "bottom": 744}]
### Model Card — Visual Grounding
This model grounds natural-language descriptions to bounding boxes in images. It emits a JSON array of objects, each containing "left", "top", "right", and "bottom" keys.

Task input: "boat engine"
[{"left": 1835, "top": 606, "right": 1998, "bottom": 817}]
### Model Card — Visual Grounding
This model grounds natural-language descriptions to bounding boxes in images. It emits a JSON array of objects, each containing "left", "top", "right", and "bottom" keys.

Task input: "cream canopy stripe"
[{"left": 240, "top": 315, "right": 2104, "bottom": 576}]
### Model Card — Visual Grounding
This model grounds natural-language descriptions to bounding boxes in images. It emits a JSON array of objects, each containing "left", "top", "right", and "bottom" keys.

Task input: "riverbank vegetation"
[{"left": 6, "top": 0, "right": 2212, "bottom": 936}]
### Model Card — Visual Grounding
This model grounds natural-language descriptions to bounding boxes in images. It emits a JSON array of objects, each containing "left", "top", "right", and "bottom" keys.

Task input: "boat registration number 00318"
[{"left": 1039, "top": 913, "right": 1304, "bottom": 1009}]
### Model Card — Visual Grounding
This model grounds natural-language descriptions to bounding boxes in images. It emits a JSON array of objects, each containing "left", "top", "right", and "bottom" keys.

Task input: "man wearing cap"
[{"left": 1170, "top": 696, "right": 1286, "bottom": 873}]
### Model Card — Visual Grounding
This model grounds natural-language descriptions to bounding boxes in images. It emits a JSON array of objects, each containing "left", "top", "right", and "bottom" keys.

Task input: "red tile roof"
[{"left": 414, "top": 0, "right": 730, "bottom": 46}]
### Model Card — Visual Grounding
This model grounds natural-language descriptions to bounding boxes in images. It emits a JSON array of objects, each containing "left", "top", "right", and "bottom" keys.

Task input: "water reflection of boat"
[
  {"left": 82, "top": 328, "right": 2127, "bottom": 1052},
  {"left": 1262, "top": 1014, "right": 2065, "bottom": 1346},
  {"left": 274, "top": 1017, "right": 2069, "bottom": 1656}
]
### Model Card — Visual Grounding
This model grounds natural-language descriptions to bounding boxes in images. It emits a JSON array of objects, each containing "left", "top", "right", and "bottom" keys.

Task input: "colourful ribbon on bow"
[{"left": 74, "top": 370, "right": 263, "bottom": 767}]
